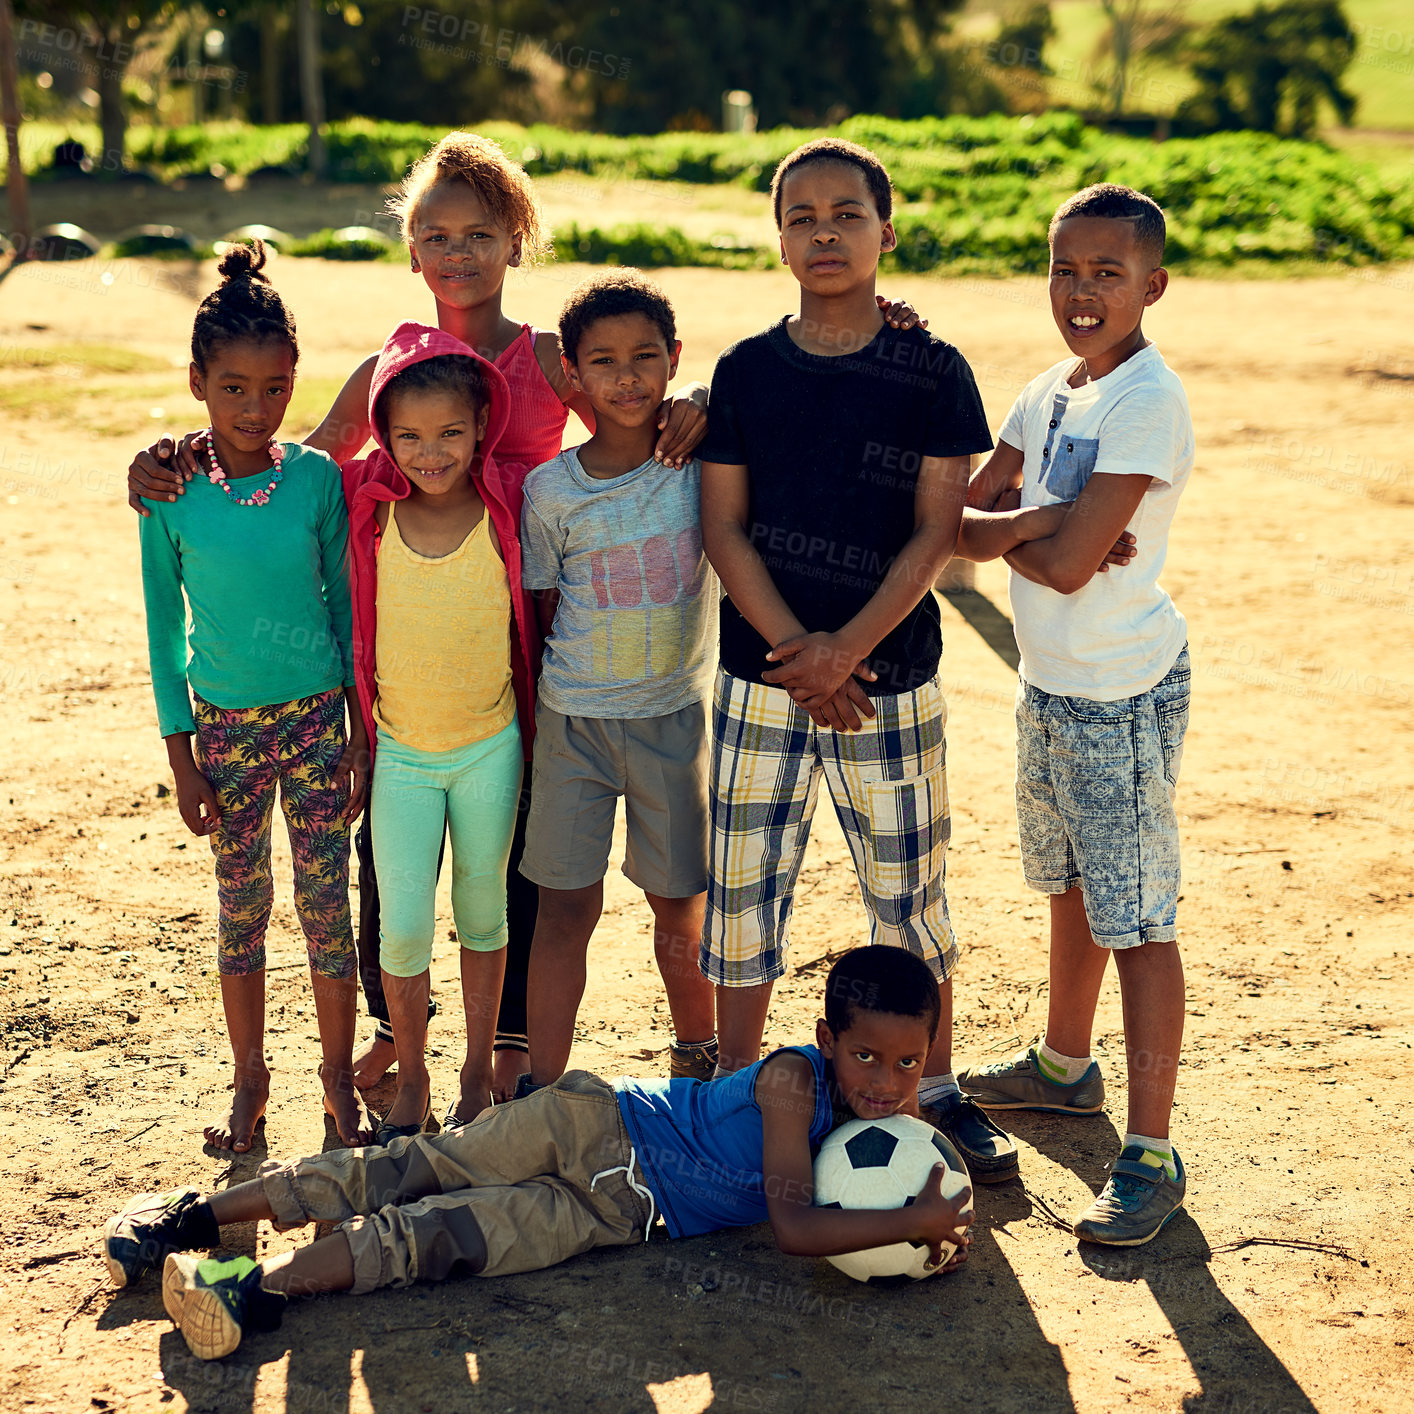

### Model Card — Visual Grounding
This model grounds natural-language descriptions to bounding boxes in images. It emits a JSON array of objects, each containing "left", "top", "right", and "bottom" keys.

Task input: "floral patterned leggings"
[{"left": 193, "top": 689, "right": 355, "bottom": 979}]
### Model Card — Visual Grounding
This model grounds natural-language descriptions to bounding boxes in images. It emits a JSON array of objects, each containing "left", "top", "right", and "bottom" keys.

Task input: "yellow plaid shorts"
[{"left": 700, "top": 669, "right": 957, "bottom": 987}]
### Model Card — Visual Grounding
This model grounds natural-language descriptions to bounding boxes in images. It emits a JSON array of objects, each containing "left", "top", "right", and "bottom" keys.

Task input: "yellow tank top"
[{"left": 373, "top": 505, "right": 514, "bottom": 752}]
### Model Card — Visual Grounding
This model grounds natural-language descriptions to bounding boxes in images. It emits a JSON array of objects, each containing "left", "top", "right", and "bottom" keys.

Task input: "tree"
[
  {"left": 525, "top": 0, "right": 969, "bottom": 134},
  {"left": 295, "top": 0, "right": 324, "bottom": 176},
  {"left": 1178, "top": 0, "right": 1356, "bottom": 136},
  {"left": 996, "top": 2, "right": 1055, "bottom": 74},
  {"left": 1093, "top": 0, "right": 1188, "bottom": 116},
  {"left": 224, "top": 0, "right": 543, "bottom": 130},
  {"left": 0, "top": 0, "right": 32, "bottom": 251},
  {"left": 18, "top": 0, "right": 175, "bottom": 172}
]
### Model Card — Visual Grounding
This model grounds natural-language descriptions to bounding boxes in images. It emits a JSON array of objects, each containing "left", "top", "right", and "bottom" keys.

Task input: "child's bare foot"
[
  {"left": 448, "top": 1062, "right": 494, "bottom": 1127},
  {"left": 319, "top": 1064, "right": 374, "bottom": 1146},
  {"left": 490, "top": 1048, "right": 528, "bottom": 1104},
  {"left": 205, "top": 1073, "right": 269, "bottom": 1153},
  {"left": 351, "top": 1030, "right": 397, "bottom": 1091}
]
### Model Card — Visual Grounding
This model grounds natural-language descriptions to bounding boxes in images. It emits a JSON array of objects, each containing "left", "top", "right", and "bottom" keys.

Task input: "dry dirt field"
[{"left": 0, "top": 221, "right": 1412, "bottom": 1414}]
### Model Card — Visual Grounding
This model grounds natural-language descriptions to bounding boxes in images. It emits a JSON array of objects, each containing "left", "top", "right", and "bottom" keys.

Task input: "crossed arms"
[{"left": 955, "top": 441, "right": 1147, "bottom": 593}]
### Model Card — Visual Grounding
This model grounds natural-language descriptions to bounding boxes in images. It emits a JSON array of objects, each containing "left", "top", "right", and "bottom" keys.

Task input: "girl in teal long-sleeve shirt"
[{"left": 139, "top": 241, "right": 371, "bottom": 1153}]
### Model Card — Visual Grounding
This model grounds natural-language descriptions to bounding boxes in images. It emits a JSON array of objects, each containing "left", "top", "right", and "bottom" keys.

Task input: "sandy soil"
[{"left": 0, "top": 235, "right": 1411, "bottom": 1414}]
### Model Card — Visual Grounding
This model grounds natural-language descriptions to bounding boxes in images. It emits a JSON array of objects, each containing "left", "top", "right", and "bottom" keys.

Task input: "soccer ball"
[{"left": 812, "top": 1114, "right": 973, "bottom": 1282}]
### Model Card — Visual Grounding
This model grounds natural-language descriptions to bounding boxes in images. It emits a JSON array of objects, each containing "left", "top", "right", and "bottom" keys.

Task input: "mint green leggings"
[{"left": 370, "top": 720, "right": 523, "bottom": 977}]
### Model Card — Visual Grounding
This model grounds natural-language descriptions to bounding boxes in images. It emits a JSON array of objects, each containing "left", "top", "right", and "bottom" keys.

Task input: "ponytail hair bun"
[
  {"left": 192, "top": 237, "right": 299, "bottom": 373},
  {"left": 215, "top": 236, "right": 271, "bottom": 287}
]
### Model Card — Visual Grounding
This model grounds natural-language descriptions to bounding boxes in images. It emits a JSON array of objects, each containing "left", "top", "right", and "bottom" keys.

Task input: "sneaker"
[
  {"left": 922, "top": 1091, "right": 1020, "bottom": 1184},
  {"left": 1073, "top": 1146, "right": 1186, "bottom": 1247},
  {"left": 103, "top": 1188, "right": 216, "bottom": 1289},
  {"left": 162, "top": 1253, "right": 287, "bottom": 1361},
  {"left": 958, "top": 1047, "right": 1106, "bottom": 1114},
  {"left": 512, "top": 1072, "right": 546, "bottom": 1101},
  {"left": 669, "top": 1039, "right": 719, "bottom": 1082}
]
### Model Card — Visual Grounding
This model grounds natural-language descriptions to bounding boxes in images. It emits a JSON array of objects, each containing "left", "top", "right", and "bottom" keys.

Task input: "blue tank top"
[{"left": 614, "top": 1045, "right": 834, "bottom": 1238}]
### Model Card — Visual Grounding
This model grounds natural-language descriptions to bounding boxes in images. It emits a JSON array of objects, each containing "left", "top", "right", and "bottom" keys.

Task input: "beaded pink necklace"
[{"left": 198, "top": 427, "right": 285, "bottom": 506}]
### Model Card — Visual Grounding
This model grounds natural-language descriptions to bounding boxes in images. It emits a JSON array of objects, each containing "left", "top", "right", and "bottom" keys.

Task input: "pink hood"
[{"left": 342, "top": 321, "right": 540, "bottom": 762}]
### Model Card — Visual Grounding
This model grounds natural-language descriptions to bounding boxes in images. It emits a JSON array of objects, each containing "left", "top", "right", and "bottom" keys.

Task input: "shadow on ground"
[{"left": 944, "top": 589, "right": 1020, "bottom": 673}]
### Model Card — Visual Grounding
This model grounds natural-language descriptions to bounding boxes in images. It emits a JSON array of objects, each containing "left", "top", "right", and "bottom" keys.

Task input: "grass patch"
[
  {"left": 283, "top": 379, "right": 354, "bottom": 440},
  {"left": 0, "top": 379, "right": 177, "bottom": 437},
  {"left": 0, "top": 343, "right": 171, "bottom": 377},
  {"left": 554, "top": 223, "right": 773, "bottom": 271},
  {"left": 284, "top": 229, "right": 400, "bottom": 261}
]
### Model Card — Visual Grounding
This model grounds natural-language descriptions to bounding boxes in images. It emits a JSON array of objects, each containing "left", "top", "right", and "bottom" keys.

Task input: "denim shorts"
[{"left": 1014, "top": 647, "right": 1189, "bottom": 949}]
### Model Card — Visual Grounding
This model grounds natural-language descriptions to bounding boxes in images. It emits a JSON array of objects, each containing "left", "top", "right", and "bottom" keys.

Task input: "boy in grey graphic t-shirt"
[
  {"left": 519, "top": 271, "right": 719, "bottom": 1089},
  {"left": 521, "top": 447, "right": 712, "bottom": 719}
]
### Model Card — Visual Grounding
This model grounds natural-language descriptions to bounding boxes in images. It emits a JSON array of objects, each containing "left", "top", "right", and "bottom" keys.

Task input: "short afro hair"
[
  {"left": 823, "top": 945, "right": 941, "bottom": 1043},
  {"left": 1049, "top": 183, "right": 1166, "bottom": 267},
  {"left": 558, "top": 268, "right": 677, "bottom": 365},
  {"left": 771, "top": 138, "right": 894, "bottom": 229}
]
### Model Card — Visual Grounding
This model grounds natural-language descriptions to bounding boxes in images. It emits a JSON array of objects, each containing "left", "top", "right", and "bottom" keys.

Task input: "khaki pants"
[{"left": 259, "top": 1072, "right": 651, "bottom": 1293}]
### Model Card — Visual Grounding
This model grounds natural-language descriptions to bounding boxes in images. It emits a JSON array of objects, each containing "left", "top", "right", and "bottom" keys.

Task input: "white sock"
[
  {"left": 1123, "top": 1131, "right": 1177, "bottom": 1182},
  {"left": 1035, "top": 1040, "right": 1092, "bottom": 1085},
  {"left": 917, "top": 1073, "right": 961, "bottom": 1107}
]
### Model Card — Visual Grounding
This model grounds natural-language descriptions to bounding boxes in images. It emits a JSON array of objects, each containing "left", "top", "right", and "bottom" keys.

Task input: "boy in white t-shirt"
[{"left": 954, "top": 184, "right": 1194, "bottom": 1246}]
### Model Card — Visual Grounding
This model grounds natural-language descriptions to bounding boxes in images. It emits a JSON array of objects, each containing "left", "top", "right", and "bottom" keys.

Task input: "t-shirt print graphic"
[{"left": 584, "top": 526, "right": 707, "bottom": 682}]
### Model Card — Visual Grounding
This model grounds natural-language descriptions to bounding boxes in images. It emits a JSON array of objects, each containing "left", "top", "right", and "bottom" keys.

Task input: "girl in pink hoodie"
[{"left": 342, "top": 322, "right": 536, "bottom": 1138}]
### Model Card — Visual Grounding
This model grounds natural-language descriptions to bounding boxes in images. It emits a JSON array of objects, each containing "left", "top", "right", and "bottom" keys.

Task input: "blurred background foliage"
[{"left": 1, "top": 0, "right": 1410, "bottom": 274}]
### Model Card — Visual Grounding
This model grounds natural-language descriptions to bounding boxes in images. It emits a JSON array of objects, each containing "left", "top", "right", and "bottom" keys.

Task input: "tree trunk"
[
  {"left": 1101, "top": 0, "right": 1140, "bottom": 118},
  {"left": 0, "top": 0, "right": 31, "bottom": 253},
  {"left": 187, "top": 24, "right": 203, "bottom": 124},
  {"left": 260, "top": 6, "right": 281, "bottom": 125},
  {"left": 98, "top": 22, "right": 127, "bottom": 175},
  {"left": 296, "top": 0, "right": 326, "bottom": 177}
]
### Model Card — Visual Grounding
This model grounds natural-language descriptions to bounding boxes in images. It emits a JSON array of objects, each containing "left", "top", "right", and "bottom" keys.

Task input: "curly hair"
[
  {"left": 770, "top": 137, "right": 894, "bottom": 229},
  {"left": 558, "top": 269, "right": 676, "bottom": 365},
  {"left": 387, "top": 131, "right": 549, "bottom": 263},
  {"left": 191, "top": 239, "right": 299, "bottom": 372}
]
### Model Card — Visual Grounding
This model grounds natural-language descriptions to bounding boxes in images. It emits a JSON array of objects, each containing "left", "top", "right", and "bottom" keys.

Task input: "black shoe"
[
  {"left": 163, "top": 1253, "right": 288, "bottom": 1361},
  {"left": 374, "top": 1099, "right": 431, "bottom": 1148},
  {"left": 103, "top": 1188, "right": 219, "bottom": 1289},
  {"left": 924, "top": 1091, "right": 1020, "bottom": 1184}
]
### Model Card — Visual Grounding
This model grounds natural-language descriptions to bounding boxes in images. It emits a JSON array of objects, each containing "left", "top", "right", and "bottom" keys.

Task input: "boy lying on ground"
[{"left": 104, "top": 944, "right": 974, "bottom": 1360}]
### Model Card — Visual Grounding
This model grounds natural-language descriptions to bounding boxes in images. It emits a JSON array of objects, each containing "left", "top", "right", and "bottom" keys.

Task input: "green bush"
[
  {"left": 554, "top": 223, "right": 773, "bottom": 271},
  {"left": 8, "top": 114, "right": 1411, "bottom": 272},
  {"left": 285, "top": 228, "right": 401, "bottom": 261}
]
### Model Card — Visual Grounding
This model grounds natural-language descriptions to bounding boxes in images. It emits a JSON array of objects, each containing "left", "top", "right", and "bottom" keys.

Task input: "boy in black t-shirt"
[{"left": 697, "top": 138, "right": 1017, "bottom": 1182}]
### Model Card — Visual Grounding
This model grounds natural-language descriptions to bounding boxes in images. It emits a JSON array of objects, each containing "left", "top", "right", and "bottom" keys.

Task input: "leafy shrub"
[
  {"left": 554, "top": 223, "right": 773, "bottom": 270},
  {"left": 285, "top": 228, "right": 401, "bottom": 261},
  {"left": 8, "top": 114, "right": 1411, "bottom": 272}
]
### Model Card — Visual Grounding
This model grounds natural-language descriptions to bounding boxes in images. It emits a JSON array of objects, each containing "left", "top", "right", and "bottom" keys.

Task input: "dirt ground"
[{"left": 1, "top": 218, "right": 1412, "bottom": 1414}]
